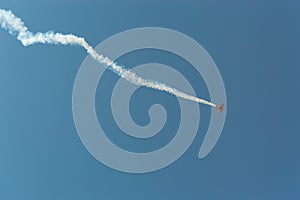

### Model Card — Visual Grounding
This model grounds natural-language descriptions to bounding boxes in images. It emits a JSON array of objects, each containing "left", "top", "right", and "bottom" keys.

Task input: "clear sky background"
[{"left": 0, "top": 0, "right": 299, "bottom": 199}]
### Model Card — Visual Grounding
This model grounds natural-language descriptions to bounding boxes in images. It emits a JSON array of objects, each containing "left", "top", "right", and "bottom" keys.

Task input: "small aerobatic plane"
[{"left": 216, "top": 104, "right": 224, "bottom": 113}]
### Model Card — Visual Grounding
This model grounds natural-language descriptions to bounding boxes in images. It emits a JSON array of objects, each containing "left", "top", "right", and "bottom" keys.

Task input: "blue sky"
[{"left": 0, "top": 0, "right": 299, "bottom": 199}]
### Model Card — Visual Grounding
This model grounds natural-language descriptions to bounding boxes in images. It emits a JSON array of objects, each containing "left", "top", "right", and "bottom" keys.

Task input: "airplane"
[{"left": 216, "top": 103, "right": 224, "bottom": 113}]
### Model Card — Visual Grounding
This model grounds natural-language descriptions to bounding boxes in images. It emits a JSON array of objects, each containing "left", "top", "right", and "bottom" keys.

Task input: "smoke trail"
[{"left": 0, "top": 9, "right": 218, "bottom": 108}]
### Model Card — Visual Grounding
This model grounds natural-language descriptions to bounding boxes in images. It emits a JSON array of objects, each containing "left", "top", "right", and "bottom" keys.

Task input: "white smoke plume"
[{"left": 0, "top": 9, "right": 218, "bottom": 108}]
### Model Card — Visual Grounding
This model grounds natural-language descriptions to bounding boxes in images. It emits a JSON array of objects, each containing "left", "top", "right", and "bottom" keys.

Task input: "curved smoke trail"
[{"left": 0, "top": 9, "right": 218, "bottom": 108}]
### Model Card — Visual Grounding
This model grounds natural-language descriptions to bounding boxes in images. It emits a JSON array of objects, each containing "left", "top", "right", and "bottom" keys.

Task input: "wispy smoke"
[{"left": 0, "top": 9, "right": 217, "bottom": 108}]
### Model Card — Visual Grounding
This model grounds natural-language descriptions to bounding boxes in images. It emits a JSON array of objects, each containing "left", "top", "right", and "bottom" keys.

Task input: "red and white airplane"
[{"left": 216, "top": 104, "right": 224, "bottom": 113}]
